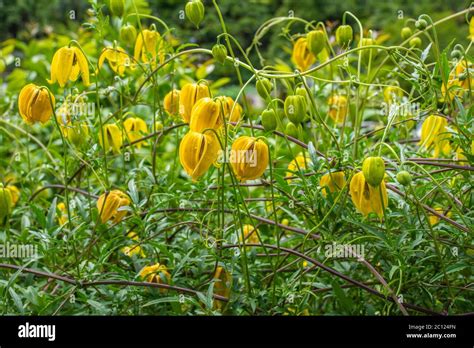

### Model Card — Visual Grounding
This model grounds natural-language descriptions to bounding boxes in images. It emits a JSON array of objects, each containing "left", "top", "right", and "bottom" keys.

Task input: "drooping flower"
[
  {"left": 98, "top": 124, "right": 123, "bottom": 154},
  {"left": 18, "top": 84, "right": 55, "bottom": 125},
  {"left": 213, "top": 266, "right": 231, "bottom": 309},
  {"left": 441, "top": 60, "right": 473, "bottom": 100},
  {"left": 327, "top": 95, "right": 348, "bottom": 124},
  {"left": 350, "top": 171, "right": 388, "bottom": 218},
  {"left": 139, "top": 263, "right": 171, "bottom": 289},
  {"left": 98, "top": 46, "right": 130, "bottom": 76},
  {"left": 134, "top": 29, "right": 165, "bottom": 67},
  {"left": 163, "top": 89, "right": 180, "bottom": 115},
  {"left": 122, "top": 232, "right": 146, "bottom": 258},
  {"left": 319, "top": 171, "right": 346, "bottom": 197},
  {"left": 50, "top": 46, "right": 90, "bottom": 87},
  {"left": 428, "top": 207, "right": 452, "bottom": 226},
  {"left": 0, "top": 185, "right": 13, "bottom": 225},
  {"left": 179, "top": 82, "right": 210, "bottom": 123},
  {"left": 239, "top": 224, "right": 259, "bottom": 244},
  {"left": 189, "top": 97, "right": 222, "bottom": 132},
  {"left": 6, "top": 185, "right": 20, "bottom": 206},
  {"left": 292, "top": 37, "right": 316, "bottom": 71},
  {"left": 96, "top": 190, "right": 130, "bottom": 224},
  {"left": 286, "top": 153, "right": 311, "bottom": 181},
  {"left": 418, "top": 115, "right": 451, "bottom": 157},
  {"left": 230, "top": 136, "right": 269, "bottom": 181},
  {"left": 123, "top": 117, "right": 148, "bottom": 148},
  {"left": 56, "top": 202, "right": 69, "bottom": 226},
  {"left": 179, "top": 131, "right": 220, "bottom": 181},
  {"left": 216, "top": 96, "right": 243, "bottom": 123}
]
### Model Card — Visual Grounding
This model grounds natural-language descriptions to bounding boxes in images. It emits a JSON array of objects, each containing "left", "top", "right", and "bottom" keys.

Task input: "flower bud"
[
  {"left": 336, "top": 25, "right": 353, "bottom": 47},
  {"left": 362, "top": 156, "right": 385, "bottom": 187},
  {"left": 212, "top": 44, "right": 227, "bottom": 64},
  {"left": 409, "top": 37, "right": 422, "bottom": 47},
  {"left": 256, "top": 78, "right": 273, "bottom": 100},
  {"left": 0, "top": 186, "right": 13, "bottom": 225},
  {"left": 230, "top": 136, "right": 269, "bottom": 181},
  {"left": 109, "top": 0, "right": 125, "bottom": 17},
  {"left": 261, "top": 108, "right": 277, "bottom": 131},
  {"left": 97, "top": 190, "right": 130, "bottom": 224},
  {"left": 396, "top": 171, "right": 412, "bottom": 186},
  {"left": 401, "top": 27, "right": 412, "bottom": 40},
  {"left": 451, "top": 49, "right": 462, "bottom": 60},
  {"left": 284, "top": 95, "right": 306, "bottom": 124},
  {"left": 120, "top": 24, "right": 137, "bottom": 45},
  {"left": 66, "top": 123, "right": 90, "bottom": 148},
  {"left": 185, "top": 0, "right": 205, "bottom": 28},
  {"left": 163, "top": 89, "right": 180, "bottom": 115},
  {"left": 285, "top": 121, "right": 298, "bottom": 138},
  {"left": 306, "top": 30, "right": 325, "bottom": 56},
  {"left": 415, "top": 18, "right": 428, "bottom": 30}
]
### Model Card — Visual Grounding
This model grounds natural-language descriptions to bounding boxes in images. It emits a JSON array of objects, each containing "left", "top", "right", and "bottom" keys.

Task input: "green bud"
[
  {"left": 284, "top": 95, "right": 306, "bottom": 124},
  {"left": 120, "top": 24, "right": 137, "bottom": 45},
  {"left": 409, "top": 37, "right": 422, "bottom": 48},
  {"left": 306, "top": 30, "right": 325, "bottom": 56},
  {"left": 261, "top": 108, "right": 277, "bottom": 132},
  {"left": 415, "top": 18, "right": 428, "bottom": 30},
  {"left": 285, "top": 122, "right": 299, "bottom": 138},
  {"left": 256, "top": 78, "right": 273, "bottom": 100},
  {"left": 0, "top": 186, "right": 13, "bottom": 225},
  {"left": 109, "top": 0, "right": 125, "bottom": 18},
  {"left": 451, "top": 49, "right": 462, "bottom": 60},
  {"left": 362, "top": 156, "right": 385, "bottom": 187},
  {"left": 396, "top": 171, "right": 412, "bottom": 186},
  {"left": 401, "top": 27, "right": 412, "bottom": 40},
  {"left": 185, "top": 0, "right": 205, "bottom": 28},
  {"left": 212, "top": 44, "right": 227, "bottom": 64},
  {"left": 336, "top": 25, "right": 353, "bottom": 47}
]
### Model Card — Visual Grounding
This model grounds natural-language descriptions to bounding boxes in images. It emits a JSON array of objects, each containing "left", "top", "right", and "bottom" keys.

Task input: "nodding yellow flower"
[
  {"left": 239, "top": 224, "right": 259, "bottom": 244},
  {"left": 139, "top": 263, "right": 171, "bottom": 290},
  {"left": 123, "top": 117, "right": 148, "bottom": 148},
  {"left": 383, "top": 86, "right": 403, "bottom": 104},
  {"left": 327, "top": 95, "right": 348, "bottom": 124},
  {"left": 56, "top": 202, "right": 69, "bottom": 226},
  {"left": 179, "top": 131, "right": 220, "bottom": 181},
  {"left": 213, "top": 266, "right": 231, "bottom": 308},
  {"left": 6, "top": 185, "right": 20, "bottom": 206},
  {"left": 98, "top": 46, "right": 130, "bottom": 76},
  {"left": 350, "top": 171, "right": 388, "bottom": 218},
  {"left": 179, "top": 82, "right": 210, "bottom": 123},
  {"left": 442, "top": 60, "right": 473, "bottom": 100},
  {"left": 286, "top": 153, "right": 310, "bottom": 177},
  {"left": 428, "top": 207, "right": 452, "bottom": 226},
  {"left": 216, "top": 96, "right": 243, "bottom": 123},
  {"left": 454, "top": 141, "right": 474, "bottom": 162},
  {"left": 99, "top": 124, "right": 123, "bottom": 154},
  {"left": 97, "top": 190, "right": 130, "bottom": 224},
  {"left": 418, "top": 115, "right": 451, "bottom": 157},
  {"left": 469, "top": 17, "right": 474, "bottom": 41},
  {"left": 50, "top": 46, "right": 90, "bottom": 87},
  {"left": 319, "top": 171, "right": 346, "bottom": 197},
  {"left": 230, "top": 136, "right": 269, "bottom": 181},
  {"left": 189, "top": 97, "right": 222, "bottom": 132},
  {"left": 0, "top": 185, "right": 13, "bottom": 224},
  {"left": 134, "top": 29, "right": 165, "bottom": 67},
  {"left": 122, "top": 232, "right": 146, "bottom": 258},
  {"left": 18, "top": 84, "right": 55, "bottom": 125},
  {"left": 292, "top": 37, "right": 316, "bottom": 71},
  {"left": 163, "top": 89, "right": 180, "bottom": 115}
]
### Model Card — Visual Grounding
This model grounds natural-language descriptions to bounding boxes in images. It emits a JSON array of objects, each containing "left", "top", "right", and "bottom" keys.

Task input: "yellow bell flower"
[
  {"left": 50, "top": 46, "right": 90, "bottom": 87},
  {"left": 189, "top": 97, "right": 222, "bottom": 132},
  {"left": 286, "top": 153, "right": 310, "bottom": 177},
  {"left": 18, "top": 84, "right": 55, "bottom": 125},
  {"left": 350, "top": 171, "right": 388, "bottom": 218},
  {"left": 239, "top": 224, "right": 259, "bottom": 244},
  {"left": 163, "top": 89, "right": 180, "bottom": 115},
  {"left": 97, "top": 189, "right": 130, "bottom": 224},
  {"left": 98, "top": 124, "right": 123, "bottom": 154},
  {"left": 134, "top": 29, "right": 165, "bottom": 66},
  {"left": 216, "top": 96, "right": 243, "bottom": 123},
  {"left": 469, "top": 17, "right": 474, "bottom": 41},
  {"left": 213, "top": 266, "right": 231, "bottom": 308},
  {"left": 428, "top": 207, "right": 452, "bottom": 226},
  {"left": 442, "top": 60, "right": 473, "bottom": 100},
  {"left": 418, "top": 115, "right": 451, "bottom": 157},
  {"left": 179, "top": 131, "right": 220, "bottom": 181},
  {"left": 123, "top": 117, "right": 148, "bottom": 148},
  {"left": 454, "top": 141, "right": 474, "bottom": 162},
  {"left": 98, "top": 46, "right": 130, "bottom": 76},
  {"left": 6, "top": 185, "right": 20, "bottom": 206},
  {"left": 56, "top": 202, "right": 69, "bottom": 226},
  {"left": 230, "top": 136, "right": 269, "bottom": 181},
  {"left": 139, "top": 263, "right": 171, "bottom": 290},
  {"left": 327, "top": 95, "right": 348, "bottom": 124},
  {"left": 122, "top": 232, "right": 146, "bottom": 258},
  {"left": 179, "top": 82, "right": 210, "bottom": 123},
  {"left": 320, "top": 171, "right": 346, "bottom": 197},
  {"left": 0, "top": 185, "right": 13, "bottom": 224},
  {"left": 292, "top": 37, "right": 316, "bottom": 71}
]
